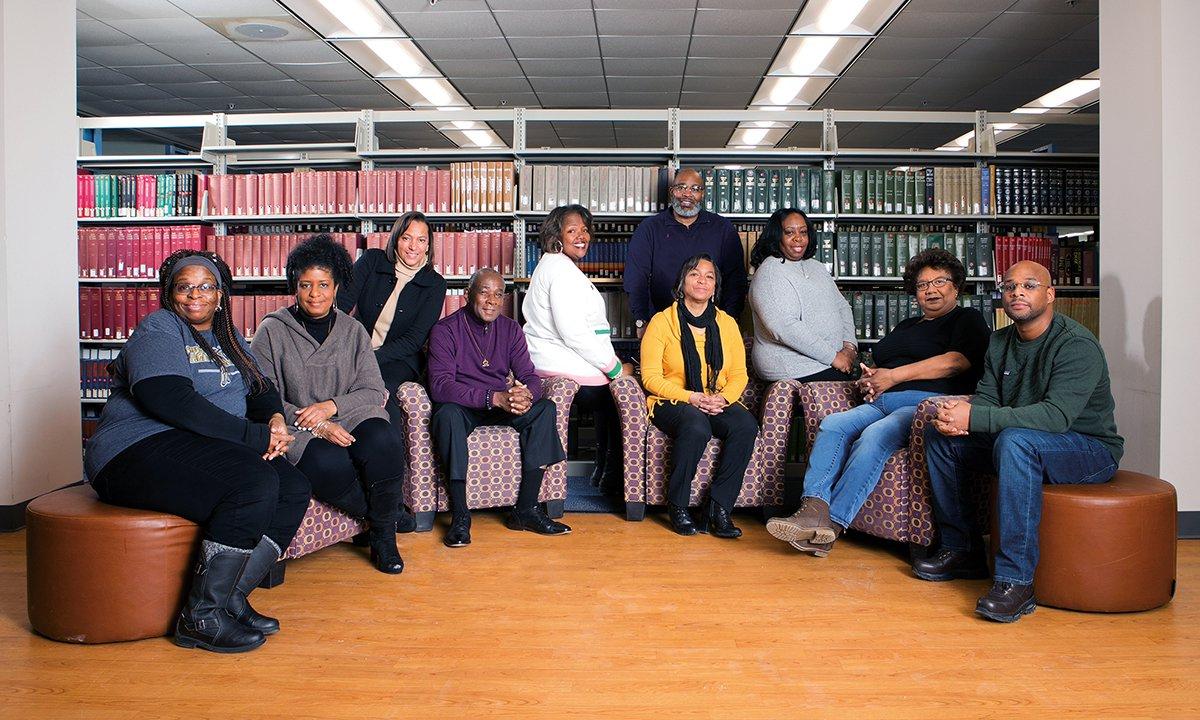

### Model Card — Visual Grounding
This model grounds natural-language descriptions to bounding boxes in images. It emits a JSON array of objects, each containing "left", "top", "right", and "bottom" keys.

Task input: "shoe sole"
[
  {"left": 912, "top": 566, "right": 991, "bottom": 582},
  {"left": 789, "top": 540, "right": 832, "bottom": 557},
  {"left": 975, "top": 599, "right": 1037, "bottom": 623},
  {"left": 443, "top": 538, "right": 470, "bottom": 548},
  {"left": 766, "top": 517, "right": 836, "bottom": 544},
  {"left": 174, "top": 635, "right": 266, "bottom": 653},
  {"left": 504, "top": 519, "right": 572, "bottom": 535}
]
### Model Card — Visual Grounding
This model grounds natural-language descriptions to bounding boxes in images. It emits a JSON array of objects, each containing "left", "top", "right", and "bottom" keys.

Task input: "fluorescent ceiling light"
[
  {"left": 366, "top": 39, "right": 423, "bottom": 77},
  {"left": 1013, "top": 107, "right": 1050, "bottom": 114},
  {"left": 817, "top": 0, "right": 869, "bottom": 33},
  {"left": 409, "top": 78, "right": 452, "bottom": 106},
  {"left": 790, "top": 0, "right": 905, "bottom": 36},
  {"left": 316, "top": 0, "right": 381, "bottom": 36},
  {"left": 464, "top": 130, "right": 495, "bottom": 147},
  {"left": 789, "top": 36, "right": 838, "bottom": 75},
  {"left": 769, "top": 77, "right": 809, "bottom": 105},
  {"left": 1035, "top": 79, "right": 1100, "bottom": 109},
  {"left": 741, "top": 128, "right": 770, "bottom": 145}
]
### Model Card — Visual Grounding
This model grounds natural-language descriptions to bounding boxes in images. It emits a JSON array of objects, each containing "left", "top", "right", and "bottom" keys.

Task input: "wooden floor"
[{"left": 2, "top": 513, "right": 1197, "bottom": 719}]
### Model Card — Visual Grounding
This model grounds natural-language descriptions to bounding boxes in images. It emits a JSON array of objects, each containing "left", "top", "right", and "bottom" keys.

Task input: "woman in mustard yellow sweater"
[{"left": 640, "top": 253, "right": 758, "bottom": 538}]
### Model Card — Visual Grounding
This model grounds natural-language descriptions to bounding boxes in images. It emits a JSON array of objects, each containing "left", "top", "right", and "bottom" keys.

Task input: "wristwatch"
[{"left": 635, "top": 319, "right": 645, "bottom": 329}]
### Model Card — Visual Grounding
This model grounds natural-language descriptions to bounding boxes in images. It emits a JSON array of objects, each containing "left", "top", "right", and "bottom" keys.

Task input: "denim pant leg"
[
  {"left": 802, "top": 402, "right": 886, "bottom": 503},
  {"left": 923, "top": 425, "right": 996, "bottom": 552},
  {"left": 992, "top": 428, "right": 1118, "bottom": 585}
]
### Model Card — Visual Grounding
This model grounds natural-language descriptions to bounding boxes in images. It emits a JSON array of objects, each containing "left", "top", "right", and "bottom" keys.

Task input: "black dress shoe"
[
  {"left": 506, "top": 506, "right": 572, "bottom": 535},
  {"left": 976, "top": 581, "right": 1036, "bottom": 623},
  {"left": 912, "top": 547, "right": 989, "bottom": 582},
  {"left": 444, "top": 513, "right": 472, "bottom": 548},
  {"left": 667, "top": 504, "right": 696, "bottom": 536},
  {"left": 696, "top": 500, "right": 742, "bottom": 539},
  {"left": 367, "top": 526, "right": 404, "bottom": 574}
]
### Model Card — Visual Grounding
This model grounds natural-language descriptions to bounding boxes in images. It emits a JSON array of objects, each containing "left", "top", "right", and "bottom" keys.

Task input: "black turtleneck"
[{"left": 289, "top": 304, "right": 335, "bottom": 345}]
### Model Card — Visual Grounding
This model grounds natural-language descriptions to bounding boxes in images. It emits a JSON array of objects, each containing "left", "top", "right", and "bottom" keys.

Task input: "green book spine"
[
  {"left": 874, "top": 292, "right": 886, "bottom": 338},
  {"left": 884, "top": 170, "right": 895, "bottom": 213},
  {"left": 977, "top": 233, "right": 993, "bottom": 278},
  {"left": 954, "top": 232, "right": 967, "bottom": 267},
  {"left": 896, "top": 231, "right": 909, "bottom": 274},
  {"left": 865, "top": 169, "right": 877, "bottom": 214},
  {"left": 743, "top": 169, "right": 756, "bottom": 214},
  {"left": 927, "top": 232, "right": 944, "bottom": 250},
  {"left": 767, "top": 168, "right": 780, "bottom": 212},
  {"left": 757, "top": 168, "right": 770, "bottom": 213},
  {"left": 883, "top": 232, "right": 897, "bottom": 276},
  {"left": 853, "top": 169, "right": 865, "bottom": 214},
  {"left": 887, "top": 292, "right": 901, "bottom": 334},
  {"left": 702, "top": 168, "right": 716, "bottom": 212},
  {"left": 781, "top": 169, "right": 796, "bottom": 211},
  {"left": 871, "top": 232, "right": 884, "bottom": 276},
  {"left": 848, "top": 231, "right": 862, "bottom": 276},
  {"left": 852, "top": 292, "right": 866, "bottom": 338},
  {"left": 716, "top": 169, "right": 731, "bottom": 214},
  {"left": 821, "top": 170, "right": 833, "bottom": 213},
  {"left": 793, "top": 168, "right": 807, "bottom": 212},
  {"left": 908, "top": 170, "right": 919, "bottom": 214},
  {"left": 840, "top": 171, "right": 852, "bottom": 213},
  {"left": 822, "top": 231, "right": 835, "bottom": 274},
  {"left": 875, "top": 170, "right": 885, "bottom": 215},
  {"left": 966, "top": 234, "right": 978, "bottom": 276},
  {"left": 836, "top": 233, "right": 848, "bottom": 277},
  {"left": 730, "top": 170, "right": 744, "bottom": 213}
]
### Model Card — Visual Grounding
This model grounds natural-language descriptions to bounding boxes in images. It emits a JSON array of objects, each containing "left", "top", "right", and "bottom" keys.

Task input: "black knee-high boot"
[
  {"left": 367, "top": 475, "right": 404, "bottom": 574},
  {"left": 227, "top": 536, "right": 282, "bottom": 635},
  {"left": 175, "top": 541, "right": 266, "bottom": 653}
]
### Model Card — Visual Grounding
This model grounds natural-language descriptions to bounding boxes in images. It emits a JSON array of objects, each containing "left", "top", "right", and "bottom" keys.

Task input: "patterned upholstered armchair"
[
  {"left": 797, "top": 383, "right": 991, "bottom": 552},
  {"left": 609, "top": 373, "right": 799, "bottom": 522},
  {"left": 250, "top": 500, "right": 365, "bottom": 587},
  {"left": 396, "top": 377, "right": 580, "bottom": 531}
]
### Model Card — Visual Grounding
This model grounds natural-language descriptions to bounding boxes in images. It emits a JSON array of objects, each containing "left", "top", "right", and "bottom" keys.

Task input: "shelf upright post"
[
  {"left": 667, "top": 107, "right": 680, "bottom": 174},
  {"left": 513, "top": 215, "right": 526, "bottom": 280},
  {"left": 513, "top": 106, "right": 526, "bottom": 155},
  {"left": 357, "top": 109, "right": 376, "bottom": 235},
  {"left": 973, "top": 110, "right": 996, "bottom": 155},
  {"left": 201, "top": 113, "right": 228, "bottom": 236},
  {"left": 822, "top": 108, "right": 838, "bottom": 154}
]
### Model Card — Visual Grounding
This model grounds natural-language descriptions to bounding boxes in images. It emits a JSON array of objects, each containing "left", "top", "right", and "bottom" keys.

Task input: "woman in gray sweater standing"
[
  {"left": 749, "top": 208, "right": 858, "bottom": 382},
  {"left": 251, "top": 235, "right": 406, "bottom": 575}
]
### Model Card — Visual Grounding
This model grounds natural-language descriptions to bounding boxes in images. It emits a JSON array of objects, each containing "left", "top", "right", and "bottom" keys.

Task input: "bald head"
[
  {"left": 467, "top": 268, "right": 505, "bottom": 324},
  {"left": 1003, "top": 260, "right": 1051, "bottom": 286}
]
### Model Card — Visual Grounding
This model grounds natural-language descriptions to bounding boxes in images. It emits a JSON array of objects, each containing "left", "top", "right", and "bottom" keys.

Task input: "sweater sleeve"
[
  {"left": 249, "top": 321, "right": 304, "bottom": 426},
  {"left": 624, "top": 220, "right": 654, "bottom": 323},
  {"left": 132, "top": 375, "right": 272, "bottom": 452},
  {"left": 331, "top": 326, "right": 390, "bottom": 417},
  {"left": 548, "top": 272, "right": 620, "bottom": 377},
  {"left": 639, "top": 313, "right": 692, "bottom": 404},
  {"left": 374, "top": 277, "right": 447, "bottom": 367},
  {"left": 969, "top": 336, "right": 1103, "bottom": 434},
  {"left": 244, "top": 380, "right": 284, "bottom": 423},
  {"left": 427, "top": 320, "right": 488, "bottom": 409},
  {"left": 719, "top": 316, "right": 749, "bottom": 406},
  {"left": 750, "top": 267, "right": 841, "bottom": 365}
]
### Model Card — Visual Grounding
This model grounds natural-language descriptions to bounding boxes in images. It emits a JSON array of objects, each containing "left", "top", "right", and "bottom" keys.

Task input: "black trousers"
[
  {"left": 92, "top": 429, "right": 311, "bottom": 551},
  {"left": 430, "top": 399, "right": 566, "bottom": 511},
  {"left": 798, "top": 367, "right": 854, "bottom": 383},
  {"left": 296, "top": 418, "right": 403, "bottom": 525},
  {"left": 573, "top": 384, "right": 622, "bottom": 477},
  {"left": 381, "top": 379, "right": 410, "bottom": 479},
  {"left": 650, "top": 401, "right": 758, "bottom": 511}
]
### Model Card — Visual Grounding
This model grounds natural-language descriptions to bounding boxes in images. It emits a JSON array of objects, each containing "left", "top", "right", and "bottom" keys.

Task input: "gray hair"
[{"left": 466, "top": 267, "right": 505, "bottom": 297}]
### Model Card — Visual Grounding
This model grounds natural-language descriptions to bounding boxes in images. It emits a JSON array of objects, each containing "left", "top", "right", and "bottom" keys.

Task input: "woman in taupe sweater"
[{"left": 251, "top": 235, "right": 406, "bottom": 574}]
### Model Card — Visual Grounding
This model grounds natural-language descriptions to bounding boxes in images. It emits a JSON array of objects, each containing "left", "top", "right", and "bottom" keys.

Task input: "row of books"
[
  {"left": 845, "top": 292, "right": 994, "bottom": 340},
  {"left": 77, "top": 171, "right": 201, "bottom": 218},
  {"left": 78, "top": 225, "right": 213, "bottom": 278},
  {"left": 78, "top": 287, "right": 163, "bottom": 340},
  {"left": 81, "top": 348, "right": 118, "bottom": 399},
  {"left": 360, "top": 231, "right": 518, "bottom": 278},
  {"left": 993, "top": 166, "right": 1098, "bottom": 216},
  {"left": 229, "top": 295, "right": 291, "bottom": 339},
  {"left": 840, "top": 166, "right": 987, "bottom": 216},
  {"left": 836, "top": 230, "right": 995, "bottom": 279},
  {"left": 992, "top": 234, "right": 1097, "bottom": 285},
  {"left": 518, "top": 165, "right": 667, "bottom": 214},
  {"left": 995, "top": 296, "right": 1099, "bottom": 338},
  {"left": 204, "top": 232, "right": 359, "bottom": 278},
  {"left": 704, "top": 167, "right": 836, "bottom": 215},
  {"left": 523, "top": 239, "right": 627, "bottom": 278}
]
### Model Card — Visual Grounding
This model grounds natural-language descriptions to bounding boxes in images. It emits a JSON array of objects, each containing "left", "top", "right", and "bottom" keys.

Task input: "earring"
[{"left": 551, "top": 240, "right": 563, "bottom": 253}]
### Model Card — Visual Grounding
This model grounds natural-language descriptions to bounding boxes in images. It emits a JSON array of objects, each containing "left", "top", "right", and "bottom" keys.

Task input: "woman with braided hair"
[{"left": 85, "top": 250, "right": 311, "bottom": 654}]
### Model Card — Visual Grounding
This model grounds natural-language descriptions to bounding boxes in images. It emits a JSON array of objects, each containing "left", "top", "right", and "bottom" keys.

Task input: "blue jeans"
[
  {"left": 924, "top": 426, "right": 1118, "bottom": 585},
  {"left": 803, "top": 390, "right": 939, "bottom": 529}
]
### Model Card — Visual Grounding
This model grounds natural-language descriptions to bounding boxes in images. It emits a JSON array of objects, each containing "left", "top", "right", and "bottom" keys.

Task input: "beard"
[{"left": 672, "top": 198, "right": 701, "bottom": 218}]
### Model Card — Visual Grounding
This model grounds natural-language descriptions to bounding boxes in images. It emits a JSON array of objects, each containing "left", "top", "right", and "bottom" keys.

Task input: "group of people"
[{"left": 82, "top": 167, "right": 1122, "bottom": 653}]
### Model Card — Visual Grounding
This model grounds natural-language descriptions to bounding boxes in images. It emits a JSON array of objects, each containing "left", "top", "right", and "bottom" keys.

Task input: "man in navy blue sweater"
[{"left": 624, "top": 168, "right": 747, "bottom": 337}]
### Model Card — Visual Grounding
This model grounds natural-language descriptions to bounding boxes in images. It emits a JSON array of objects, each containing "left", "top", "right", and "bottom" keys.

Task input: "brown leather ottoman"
[
  {"left": 26, "top": 485, "right": 201, "bottom": 643},
  {"left": 1034, "top": 470, "right": 1177, "bottom": 613}
]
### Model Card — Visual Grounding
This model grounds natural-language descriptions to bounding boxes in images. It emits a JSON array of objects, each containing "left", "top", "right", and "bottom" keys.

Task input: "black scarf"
[{"left": 677, "top": 300, "right": 722, "bottom": 394}]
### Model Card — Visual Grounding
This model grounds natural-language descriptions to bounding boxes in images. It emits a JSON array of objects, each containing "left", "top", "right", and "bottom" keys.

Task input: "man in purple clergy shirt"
[
  {"left": 624, "top": 167, "right": 748, "bottom": 338},
  {"left": 427, "top": 268, "right": 571, "bottom": 548}
]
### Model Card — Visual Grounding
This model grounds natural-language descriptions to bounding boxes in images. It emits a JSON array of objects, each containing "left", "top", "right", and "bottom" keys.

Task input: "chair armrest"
[
  {"left": 395, "top": 382, "right": 437, "bottom": 513},
  {"left": 609, "top": 375, "right": 649, "bottom": 504},
  {"left": 796, "top": 381, "right": 862, "bottom": 449},
  {"left": 538, "top": 377, "right": 580, "bottom": 502}
]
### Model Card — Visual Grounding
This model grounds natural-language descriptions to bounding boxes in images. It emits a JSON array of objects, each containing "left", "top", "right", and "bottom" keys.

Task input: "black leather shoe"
[
  {"left": 667, "top": 504, "right": 696, "bottom": 536},
  {"left": 175, "top": 546, "right": 265, "bottom": 653},
  {"left": 976, "top": 581, "right": 1036, "bottom": 623},
  {"left": 227, "top": 538, "right": 281, "bottom": 636},
  {"left": 912, "top": 547, "right": 989, "bottom": 582},
  {"left": 696, "top": 500, "right": 742, "bottom": 539},
  {"left": 368, "top": 525, "right": 404, "bottom": 574},
  {"left": 506, "top": 505, "right": 572, "bottom": 535},
  {"left": 444, "top": 513, "right": 471, "bottom": 548}
]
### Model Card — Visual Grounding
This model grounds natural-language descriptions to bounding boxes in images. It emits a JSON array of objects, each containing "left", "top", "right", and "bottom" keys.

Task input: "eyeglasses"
[
  {"left": 172, "top": 282, "right": 219, "bottom": 296},
  {"left": 670, "top": 183, "right": 704, "bottom": 194},
  {"left": 998, "top": 280, "right": 1049, "bottom": 294},
  {"left": 915, "top": 277, "right": 953, "bottom": 291}
]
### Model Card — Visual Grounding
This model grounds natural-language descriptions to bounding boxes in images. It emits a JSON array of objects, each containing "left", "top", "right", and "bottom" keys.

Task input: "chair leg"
[
  {"left": 544, "top": 499, "right": 564, "bottom": 519},
  {"left": 762, "top": 505, "right": 786, "bottom": 523},
  {"left": 257, "top": 559, "right": 286, "bottom": 589},
  {"left": 414, "top": 511, "right": 436, "bottom": 533},
  {"left": 625, "top": 501, "right": 646, "bottom": 522}
]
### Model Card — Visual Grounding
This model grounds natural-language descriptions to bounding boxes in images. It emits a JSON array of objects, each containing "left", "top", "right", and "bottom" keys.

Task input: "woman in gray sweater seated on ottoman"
[
  {"left": 748, "top": 208, "right": 859, "bottom": 383},
  {"left": 251, "top": 235, "right": 406, "bottom": 575}
]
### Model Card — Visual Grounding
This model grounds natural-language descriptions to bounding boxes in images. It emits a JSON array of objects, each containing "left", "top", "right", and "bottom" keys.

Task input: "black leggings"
[
  {"left": 92, "top": 429, "right": 311, "bottom": 551},
  {"left": 573, "top": 384, "right": 622, "bottom": 474},
  {"left": 650, "top": 402, "right": 758, "bottom": 511},
  {"left": 295, "top": 417, "right": 404, "bottom": 525},
  {"left": 798, "top": 367, "right": 854, "bottom": 383}
]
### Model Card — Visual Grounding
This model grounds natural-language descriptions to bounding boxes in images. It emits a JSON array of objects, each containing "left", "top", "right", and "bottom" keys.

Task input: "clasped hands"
[
  {"left": 264, "top": 413, "right": 295, "bottom": 460},
  {"left": 856, "top": 364, "right": 896, "bottom": 403},
  {"left": 831, "top": 342, "right": 858, "bottom": 374},
  {"left": 688, "top": 391, "right": 728, "bottom": 416},
  {"left": 295, "top": 400, "right": 356, "bottom": 448},
  {"left": 492, "top": 379, "right": 534, "bottom": 415},
  {"left": 932, "top": 398, "right": 972, "bottom": 437}
]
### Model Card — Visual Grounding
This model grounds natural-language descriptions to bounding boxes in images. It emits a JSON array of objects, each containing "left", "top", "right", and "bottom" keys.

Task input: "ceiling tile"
[
  {"left": 776, "top": 125, "right": 822, "bottom": 148},
  {"left": 77, "top": 19, "right": 137, "bottom": 47},
  {"left": 836, "top": 123, "right": 915, "bottom": 148},
  {"left": 123, "top": 98, "right": 208, "bottom": 113},
  {"left": 529, "top": 76, "right": 608, "bottom": 94},
  {"left": 78, "top": 67, "right": 139, "bottom": 86},
  {"left": 167, "top": 0, "right": 290, "bottom": 17},
  {"left": 609, "top": 91, "right": 680, "bottom": 109},
  {"left": 494, "top": 10, "right": 595, "bottom": 36},
  {"left": 828, "top": 76, "right": 913, "bottom": 94},
  {"left": 484, "top": 0, "right": 591, "bottom": 9},
  {"left": 453, "top": 77, "right": 534, "bottom": 94},
  {"left": 86, "top": 83, "right": 176, "bottom": 101},
  {"left": 413, "top": 38, "right": 515, "bottom": 61},
  {"left": 812, "top": 91, "right": 888, "bottom": 110},
  {"left": 224, "top": 79, "right": 313, "bottom": 96},
  {"left": 302, "top": 79, "right": 392, "bottom": 95},
  {"left": 606, "top": 76, "right": 681, "bottom": 92},
  {"left": 844, "top": 58, "right": 940, "bottom": 78},
  {"left": 390, "top": 11, "right": 503, "bottom": 38},
  {"left": 189, "top": 63, "right": 292, "bottom": 82},
  {"left": 435, "top": 59, "right": 525, "bottom": 77},
  {"left": 1006, "top": 0, "right": 1098, "bottom": 13},
  {"left": 259, "top": 95, "right": 340, "bottom": 111},
  {"left": 977, "top": 11, "right": 1096, "bottom": 40},
  {"left": 1032, "top": 39, "right": 1097, "bottom": 63},
  {"left": 238, "top": 40, "right": 346, "bottom": 64},
  {"left": 150, "top": 42, "right": 261, "bottom": 64},
  {"left": 461, "top": 91, "right": 541, "bottom": 108},
  {"left": 537, "top": 92, "right": 612, "bottom": 108},
  {"left": 76, "top": 0, "right": 187, "bottom": 21},
  {"left": 681, "top": 76, "right": 760, "bottom": 93},
  {"left": 677, "top": 123, "right": 740, "bottom": 147},
  {"left": 684, "top": 58, "right": 771, "bottom": 76},
  {"left": 692, "top": 9, "right": 799, "bottom": 36},
  {"left": 604, "top": 57, "right": 687, "bottom": 76},
  {"left": 946, "top": 37, "right": 1049, "bottom": 64},
  {"left": 325, "top": 94, "right": 408, "bottom": 110},
  {"left": 77, "top": 44, "right": 178, "bottom": 66},
  {"left": 858, "top": 36, "right": 967, "bottom": 61},
  {"left": 596, "top": 0, "right": 694, "bottom": 7},
  {"left": 688, "top": 36, "right": 779, "bottom": 59},
  {"left": 105, "top": 17, "right": 229, "bottom": 44},
  {"left": 520, "top": 58, "right": 605, "bottom": 77},
  {"left": 594, "top": 9, "right": 696, "bottom": 36},
  {"left": 600, "top": 36, "right": 690, "bottom": 58},
  {"left": 880, "top": 11, "right": 1001, "bottom": 39},
  {"left": 924, "top": 59, "right": 1013, "bottom": 81},
  {"left": 155, "top": 81, "right": 242, "bottom": 99},
  {"left": 506, "top": 36, "right": 601, "bottom": 58},
  {"left": 121, "top": 64, "right": 217, "bottom": 84},
  {"left": 277, "top": 62, "right": 372, "bottom": 82},
  {"left": 679, "top": 91, "right": 754, "bottom": 109}
]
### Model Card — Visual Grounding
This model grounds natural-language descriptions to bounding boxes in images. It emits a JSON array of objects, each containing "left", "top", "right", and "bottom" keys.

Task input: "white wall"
[
  {"left": 1100, "top": 0, "right": 1200, "bottom": 514},
  {"left": 0, "top": 0, "right": 81, "bottom": 507}
]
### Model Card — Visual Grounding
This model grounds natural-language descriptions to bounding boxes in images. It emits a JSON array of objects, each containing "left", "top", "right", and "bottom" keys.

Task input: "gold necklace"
[{"left": 464, "top": 321, "right": 491, "bottom": 368}]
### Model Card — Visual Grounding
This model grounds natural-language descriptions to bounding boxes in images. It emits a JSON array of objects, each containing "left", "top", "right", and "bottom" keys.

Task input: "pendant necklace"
[{"left": 465, "top": 323, "right": 491, "bottom": 368}]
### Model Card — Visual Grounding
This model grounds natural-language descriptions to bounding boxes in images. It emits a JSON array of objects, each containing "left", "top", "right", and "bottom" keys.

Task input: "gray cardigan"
[
  {"left": 748, "top": 257, "right": 857, "bottom": 381},
  {"left": 250, "top": 307, "right": 390, "bottom": 463}
]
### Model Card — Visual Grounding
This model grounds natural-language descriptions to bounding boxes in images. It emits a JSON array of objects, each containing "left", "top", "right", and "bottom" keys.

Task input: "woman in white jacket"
[{"left": 523, "top": 204, "right": 632, "bottom": 492}]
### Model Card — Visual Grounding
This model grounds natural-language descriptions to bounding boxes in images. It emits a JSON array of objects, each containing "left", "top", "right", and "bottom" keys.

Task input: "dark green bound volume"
[
  {"left": 853, "top": 169, "right": 866, "bottom": 214},
  {"left": 871, "top": 231, "right": 884, "bottom": 276},
  {"left": 883, "top": 232, "right": 897, "bottom": 276},
  {"left": 767, "top": 168, "right": 780, "bottom": 213},
  {"left": 702, "top": 168, "right": 716, "bottom": 212},
  {"left": 743, "top": 169, "right": 756, "bottom": 214},
  {"left": 730, "top": 170, "right": 744, "bottom": 213},
  {"left": 866, "top": 169, "right": 877, "bottom": 214},
  {"left": 781, "top": 168, "right": 796, "bottom": 211},
  {"left": 836, "top": 232, "right": 849, "bottom": 277},
  {"left": 840, "top": 170, "right": 852, "bottom": 213},
  {"left": 715, "top": 169, "right": 732, "bottom": 214}
]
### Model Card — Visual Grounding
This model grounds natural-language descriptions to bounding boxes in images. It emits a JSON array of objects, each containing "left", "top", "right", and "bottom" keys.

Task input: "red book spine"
[
  {"left": 113, "top": 287, "right": 128, "bottom": 339},
  {"left": 399, "top": 169, "right": 412, "bottom": 212},
  {"left": 501, "top": 231, "right": 515, "bottom": 276},
  {"left": 488, "top": 231, "right": 501, "bottom": 272},
  {"left": 101, "top": 287, "right": 115, "bottom": 339},
  {"left": 78, "top": 288, "right": 90, "bottom": 339},
  {"left": 439, "top": 169, "right": 451, "bottom": 213},
  {"left": 414, "top": 169, "right": 427, "bottom": 213},
  {"left": 455, "top": 232, "right": 468, "bottom": 276},
  {"left": 103, "top": 228, "right": 116, "bottom": 278},
  {"left": 385, "top": 170, "right": 398, "bottom": 214},
  {"left": 326, "top": 172, "right": 337, "bottom": 215},
  {"left": 467, "top": 231, "right": 479, "bottom": 276},
  {"left": 90, "top": 287, "right": 102, "bottom": 339},
  {"left": 426, "top": 170, "right": 439, "bottom": 214},
  {"left": 137, "top": 288, "right": 151, "bottom": 330}
]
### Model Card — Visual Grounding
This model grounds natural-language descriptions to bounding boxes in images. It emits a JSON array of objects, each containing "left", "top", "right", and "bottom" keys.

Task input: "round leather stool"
[
  {"left": 1034, "top": 470, "right": 1177, "bottom": 613},
  {"left": 26, "top": 485, "right": 201, "bottom": 643}
]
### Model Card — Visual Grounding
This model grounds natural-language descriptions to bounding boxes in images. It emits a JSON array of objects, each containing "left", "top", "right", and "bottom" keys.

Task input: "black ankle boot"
[
  {"left": 368, "top": 524, "right": 404, "bottom": 574},
  {"left": 444, "top": 513, "right": 472, "bottom": 548},
  {"left": 668, "top": 504, "right": 697, "bottom": 536},
  {"left": 696, "top": 499, "right": 742, "bottom": 539},
  {"left": 226, "top": 537, "right": 281, "bottom": 635},
  {"left": 175, "top": 543, "right": 266, "bottom": 653}
]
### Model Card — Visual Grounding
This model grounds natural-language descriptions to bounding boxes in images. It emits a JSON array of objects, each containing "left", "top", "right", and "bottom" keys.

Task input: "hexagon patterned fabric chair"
[
  {"left": 797, "top": 383, "right": 991, "bottom": 552},
  {"left": 609, "top": 373, "right": 798, "bottom": 522},
  {"left": 396, "top": 377, "right": 580, "bottom": 531}
]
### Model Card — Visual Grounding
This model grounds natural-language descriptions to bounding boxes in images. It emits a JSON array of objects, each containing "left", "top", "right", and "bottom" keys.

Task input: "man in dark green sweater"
[{"left": 913, "top": 260, "right": 1123, "bottom": 623}]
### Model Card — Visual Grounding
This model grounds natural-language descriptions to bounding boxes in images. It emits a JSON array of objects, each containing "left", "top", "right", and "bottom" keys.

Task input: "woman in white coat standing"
[{"left": 522, "top": 204, "right": 632, "bottom": 492}]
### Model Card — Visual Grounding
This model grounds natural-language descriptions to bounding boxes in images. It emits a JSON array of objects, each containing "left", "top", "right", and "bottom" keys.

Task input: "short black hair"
[
  {"left": 903, "top": 247, "right": 966, "bottom": 295},
  {"left": 286, "top": 234, "right": 353, "bottom": 295},
  {"left": 749, "top": 208, "right": 817, "bottom": 268},
  {"left": 672, "top": 253, "right": 722, "bottom": 304},
  {"left": 385, "top": 211, "right": 430, "bottom": 265},
  {"left": 539, "top": 204, "right": 593, "bottom": 253}
]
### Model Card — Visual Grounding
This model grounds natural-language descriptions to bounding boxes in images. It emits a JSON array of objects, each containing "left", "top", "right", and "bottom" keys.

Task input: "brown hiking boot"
[
  {"left": 790, "top": 522, "right": 844, "bottom": 558},
  {"left": 766, "top": 497, "right": 832, "bottom": 544}
]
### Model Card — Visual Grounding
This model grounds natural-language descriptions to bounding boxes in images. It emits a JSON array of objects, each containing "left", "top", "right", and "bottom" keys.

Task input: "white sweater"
[{"left": 522, "top": 253, "right": 621, "bottom": 385}]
